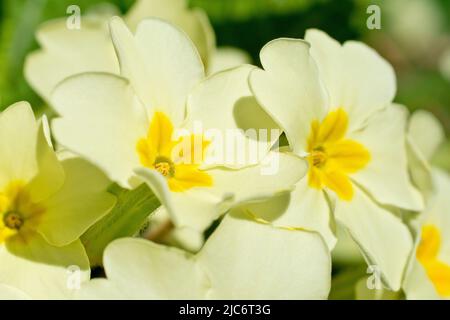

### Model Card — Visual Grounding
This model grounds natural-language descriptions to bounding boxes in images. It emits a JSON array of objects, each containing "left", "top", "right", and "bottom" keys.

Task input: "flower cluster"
[{"left": 0, "top": 0, "right": 447, "bottom": 300}]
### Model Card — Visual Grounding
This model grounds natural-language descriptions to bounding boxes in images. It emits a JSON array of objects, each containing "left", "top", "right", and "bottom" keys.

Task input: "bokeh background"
[{"left": 0, "top": 0, "right": 449, "bottom": 298}]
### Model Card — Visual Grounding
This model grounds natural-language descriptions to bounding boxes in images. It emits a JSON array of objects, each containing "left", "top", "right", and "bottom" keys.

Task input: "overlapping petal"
[
  {"left": 125, "top": 0, "right": 215, "bottom": 69},
  {"left": 52, "top": 73, "right": 148, "bottom": 188},
  {"left": 25, "top": 16, "right": 119, "bottom": 101},
  {"left": 78, "top": 213, "right": 331, "bottom": 299},
  {"left": 110, "top": 17, "right": 204, "bottom": 125},
  {"left": 244, "top": 179, "right": 336, "bottom": 249},
  {"left": 187, "top": 65, "right": 280, "bottom": 168},
  {"left": 37, "top": 157, "right": 116, "bottom": 246},
  {"left": 0, "top": 102, "right": 39, "bottom": 188},
  {"left": 305, "top": 29, "right": 396, "bottom": 131},
  {"left": 349, "top": 105, "right": 424, "bottom": 211},
  {"left": 136, "top": 151, "right": 307, "bottom": 231},
  {"left": 335, "top": 187, "right": 413, "bottom": 291},
  {"left": 0, "top": 235, "right": 90, "bottom": 299},
  {"left": 249, "top": 38, "right": 329, "bottom": 154}
]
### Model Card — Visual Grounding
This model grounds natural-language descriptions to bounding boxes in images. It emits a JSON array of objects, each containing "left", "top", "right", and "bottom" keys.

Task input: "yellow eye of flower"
[
  {"left": 0, "top": 181, "right": 45, "bottom": 243},
  {"left": 3, "top": 211, "right": 24, "bottom": 230},
  {"left": 310, "top": 148, "right": 327, "bottom": 168},
  {"left": 154, "top": 157, "right": 174, "bottom": 177},
  {"left": 306, "top": 108, "right": 370, "bottom": 201},
  {"left": 417, "top": 225, "right": 450, "bottom": 297},
  {"left": 136, "top": 112, "right": 213, "bottom": 192}
]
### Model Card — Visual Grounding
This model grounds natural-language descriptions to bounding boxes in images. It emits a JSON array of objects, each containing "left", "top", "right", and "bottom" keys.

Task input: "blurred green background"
[{"left": 0, "top": 0, "right": 449, "bottom": 168}]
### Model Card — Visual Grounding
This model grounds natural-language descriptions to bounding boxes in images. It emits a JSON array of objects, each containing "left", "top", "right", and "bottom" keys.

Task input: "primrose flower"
[
  {"left": 51, "top": 17, "right": 304, "bottom": 232},
  {"left": 0, "top": 102, "right": 115, "bottom": 299},
  {"left": 402, "top": 109, "right": 448, "bottom": 299},
  {"left": 249, "top": 30, "right": 424, "bottom": 290},
  {"left": 77, "top": 210, "right": 331, "bottom": 299},
  {"left": 403, "top": 169, "right": 450, "bottom": 299},
  {"left": 25, "top": 0, "right": 249, "bottom": 103}
]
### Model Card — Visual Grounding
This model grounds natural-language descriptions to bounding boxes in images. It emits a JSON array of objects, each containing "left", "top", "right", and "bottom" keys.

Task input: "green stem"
[{"left": 81, "top": 183, "right": 161, "bottom": 267}]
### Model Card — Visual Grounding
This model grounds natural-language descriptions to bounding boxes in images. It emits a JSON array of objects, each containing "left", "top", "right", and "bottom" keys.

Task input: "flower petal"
[
  {"left": 237, "top": 178, "right": 337, "bottom": 250},
  {"left": 335, "top": 186, "right": 413, "bottom": 291},
  {"left": 0, "top": 284, "right": 30, "bottom": 299},
  {"left": 198, "top": 212, "right": 331, "bottom": 299},
  {"left": 27, "top": 122, "right": 65, "bottom": 203},
  {"left": 0, "top": 102, "right": 38, "bottom": 187},
  {"left": 136, "top": 151, "right": 307, "bottom": 231},
  {"left": 169, "top": 164, "right": 213, "bottom": 191},
  {"left": 208, "top": 47, "right": 251, "bottom": 75},
  {"left": 327, "top": 139, "right": 370, "bottom": 174},
  {"left": 0, "top": 235, "right": 89, "bottom": 299},
  {"left": 148, "top": 207, "right": 204, "bottom": 252},
  {"left": 108, "top": 17, "right": 155, "bottom": 112},
  {"left": 79, "top": 238, "right": 205, "bottom": 299},
  {"left": 25, "top": 17, "right": 118, "bottom": 102},
  {"left": 187, "top": 65, "right": 280, "bottom": 168},
  {"left": 349, "top": 105, "right": 424, "bottom": 211},
  {"left": 135, "top": 18, "right": 205, "bottom": 124},
  {"left": 125, "top": 0, "right": 215, "bottom": 69},
  {"left": 37, "top": 157, "right": 116, "bottom": 246},
  {"left": 316, "top": 108, "right": 348, "bottom": 146},
  {"left": 408, "top": 110, "right": 445, "bottom": 161},
  {"left": 51, "top": 72, "right": 148, "bottom": 188},
  {"left": 305, "top": 29, "right": 396, "bottom": 131},
  {"left": 78, "top": 212, "right": 331, "bottom": 299},
  {"left": 110, "top": 17, "right": 205, "bottom": 125},
  {"left": 249, "top": 38, "right": 328, "bottom": 154}
]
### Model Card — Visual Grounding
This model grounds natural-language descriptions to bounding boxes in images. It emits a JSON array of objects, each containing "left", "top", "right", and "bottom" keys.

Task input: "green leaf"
[{"left": 81, "top": 183, "right": 161, "bottom": 267}]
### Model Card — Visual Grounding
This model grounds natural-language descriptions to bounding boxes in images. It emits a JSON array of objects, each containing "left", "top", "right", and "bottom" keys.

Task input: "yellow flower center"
[
  {"left": 310, "top": 148, "right": 327, "bottom": 168},
  {"left": 136, "top": 112, "right": 213, "bottom": 192},
  {"left": 3, "top": 211, "right": 24, "bottom": 230},
  {"left": 417, "top": 225, "right": 450, "bottom": 297},
  {"left": 0, "top": 181, "right": 45, "bottom": 243},
  {"left": 306, "top": 108, "right": 370, "bottom": 201},
  {"left": 154, "top": 157, "right": 174, "bottom": 177}
]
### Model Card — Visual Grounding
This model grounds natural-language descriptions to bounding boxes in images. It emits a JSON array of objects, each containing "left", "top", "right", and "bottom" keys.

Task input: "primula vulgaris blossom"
[
  {"left": 0, "top": 102, "right": 115, "bottom": 299},
  {"left": 77, "top": 210, "right": 331, "bottom": 300},
  {"left": 249, "top": 30, "right": 424, "bottom": 291},
  {"left": 51, "top": 17, "right": 305, "bottom": 233},
  {"left": 25, "top": 0, "right": 249, "bottom": 103},
  {"left": 404, "top": 169, "right": 450, "bottom": 299},
  {"left": 402, "top": 110, "right": 449, "bottom": 300}
]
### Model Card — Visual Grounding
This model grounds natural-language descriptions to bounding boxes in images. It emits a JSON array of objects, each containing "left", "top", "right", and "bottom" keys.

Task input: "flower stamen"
[
  {"left": 3, "top": 211, "right": 24, "bottom": 230},
  {"left": 310, "top": 148, "right": 327, "bottom": 168},
  {"left": 154, "top": 157, "right": 175, "bottom": 177}
]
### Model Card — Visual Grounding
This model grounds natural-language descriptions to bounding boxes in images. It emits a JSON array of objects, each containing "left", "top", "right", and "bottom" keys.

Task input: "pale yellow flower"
[
  {"left": 51, "top": 18, "right": 305, "bottom": 233},
  {"left": 249, "top": 30, "right": 423, "bottom": 290},
  {"left": 0, "top": 102, "right": 115, "bottom": 299}
]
